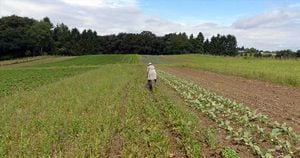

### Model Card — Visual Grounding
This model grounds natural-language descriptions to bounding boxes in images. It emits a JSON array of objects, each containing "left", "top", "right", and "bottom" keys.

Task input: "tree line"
[
  {"left": 238, "top": 47, "right": 300, "bottom": 59},
  {"left": 6, "top": 15, "right": 289, "bottom": 59}
]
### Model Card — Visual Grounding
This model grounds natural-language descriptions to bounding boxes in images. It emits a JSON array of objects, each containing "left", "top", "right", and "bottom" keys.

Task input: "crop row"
[{"left": 159, "top": 70, "right": 300, "bottom": 158}]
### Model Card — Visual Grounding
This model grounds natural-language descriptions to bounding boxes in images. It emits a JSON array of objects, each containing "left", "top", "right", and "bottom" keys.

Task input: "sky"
[{"left": 1, "top": 0, "right": 300, "bottom": 51}]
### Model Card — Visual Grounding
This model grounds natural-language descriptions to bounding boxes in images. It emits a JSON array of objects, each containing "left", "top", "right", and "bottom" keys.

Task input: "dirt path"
[{"left": 163, "top": 67, "right": 300, "bottom": 132}]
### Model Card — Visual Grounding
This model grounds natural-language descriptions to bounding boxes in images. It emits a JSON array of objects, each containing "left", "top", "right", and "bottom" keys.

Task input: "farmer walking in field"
[{"left": 147, "top": 62, "right": 157, "bottom": 92}]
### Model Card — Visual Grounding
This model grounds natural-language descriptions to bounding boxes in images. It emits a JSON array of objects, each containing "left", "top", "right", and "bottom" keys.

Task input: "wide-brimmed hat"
[{"left": 148, "top": 62, "right": 152, "bottom": 65}]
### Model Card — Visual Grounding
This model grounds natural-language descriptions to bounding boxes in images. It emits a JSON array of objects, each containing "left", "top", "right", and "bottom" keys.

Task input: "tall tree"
[
  {"left": 52, "top": 23, "right": 72, "bottom": 55},
  {"left": 70, "top": 28, "right": 81, "bottom": 55},
  {"left": 203, "top": 39, "right": 210, "bottom": 54},
  {"left": 224, "top": 34, "right": 238, "bottom": 56},
  {"left": 0, "top": 15, "right": 36, "bottom": 58},
  {"left": 27, "top": 20, "right": 52, "bottom": 55},
  {"left": 189, "top": 32, "right": 204, "bottom": 53}
]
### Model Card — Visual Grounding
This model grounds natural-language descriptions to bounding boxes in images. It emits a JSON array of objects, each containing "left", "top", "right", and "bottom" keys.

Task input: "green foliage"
[
  {"left": 1, "top": 15, "right": 237, "bottom": 58},
  {"left": 221, "top": 147, "right": 240, "bottom": 158},
  {"left": 204, "top": 34, "right": 238, "bottom": 56},
  {"left": 204, "top": 128, "right": 217, "bottom": 149},
  {"left": 163, "top": 33, "right": 194, "bottom": 54},
  {"left": 27, "top": 21, "right": 52, "bottom": 54}
]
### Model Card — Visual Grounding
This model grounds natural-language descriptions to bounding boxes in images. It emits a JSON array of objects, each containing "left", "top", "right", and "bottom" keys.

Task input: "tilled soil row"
[{"left": 163, "top": 67, "right": 300, "bottom": 133}]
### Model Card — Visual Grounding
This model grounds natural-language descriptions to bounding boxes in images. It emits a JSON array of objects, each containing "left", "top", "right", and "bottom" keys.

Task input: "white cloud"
[
  {"left": 232, "top": 9, "right": 300, "bottom": 29},
  {"left": 0, "top": 0, "right": 300, "bottom": 51},
  {"left": 0, "top": 0, "right": 56, "bottom": 19},
  {"left": 59, "top": 0, "right": 137, "bottom": 8}
]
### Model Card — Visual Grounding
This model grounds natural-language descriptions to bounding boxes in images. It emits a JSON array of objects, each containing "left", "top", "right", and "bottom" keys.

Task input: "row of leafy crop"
[
  {"left": 159, "top": 70, "right": 300, "bottom": 158},
  {"left": 143, "top": 79, "right": 241, "bottom": 157},
  {"left": 152, "top": 85, "right": 241, "bottom": 157}
]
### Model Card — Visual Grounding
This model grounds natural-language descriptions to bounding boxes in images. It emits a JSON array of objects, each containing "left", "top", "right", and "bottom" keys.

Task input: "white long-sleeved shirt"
[{"left": 147, "top": 65, "right": 157, "bottom": 80}]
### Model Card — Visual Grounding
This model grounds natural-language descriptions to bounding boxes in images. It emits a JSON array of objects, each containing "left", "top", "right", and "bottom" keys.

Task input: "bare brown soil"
[
  {"left": 163, "top": 67, "right": 300, "bottom": 132},
  {"left": 107, "top": 134, "right": 122, "bottom": 158}
]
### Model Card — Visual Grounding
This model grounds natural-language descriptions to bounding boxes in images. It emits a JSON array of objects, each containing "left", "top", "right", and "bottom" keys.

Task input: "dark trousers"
[{"left": 147, "top": 79, "right": 157, "bottom": 91}]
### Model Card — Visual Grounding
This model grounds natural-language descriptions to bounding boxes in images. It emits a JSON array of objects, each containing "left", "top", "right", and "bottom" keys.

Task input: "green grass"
[
  {"left": 0, "top": 56, "right": 46, "bottom": 67},
  {"left": 167, "top": 54, "right": 300, "bottom": 87},
  {"left": 221, "top": 147, "right": 240, "bottom": 158},
  {"left": 141, "top": 55, "right": 172, "bottom": 65},
  {"left": 0, "top": 67, "right": 94, "bottom": 96},
  {"left": 36, "top": 54, "right": 140, "bottom": 67},
  {"left": 0, "top": 55, "right": 140, "bottom": 97}
]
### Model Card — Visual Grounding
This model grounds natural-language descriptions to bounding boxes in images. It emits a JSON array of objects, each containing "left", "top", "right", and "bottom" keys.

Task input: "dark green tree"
[
  {"left": 51, "top": 23, "right": 72, "bottom": 55},
  {"left": 1, "top": 15, "right": 244, "bottom": 58},
  {"left": 0, "top": 15, "right": 35, "bottom": 58},
  {"left": 27, "top": 20, "right": 52, "bottom": 55}
]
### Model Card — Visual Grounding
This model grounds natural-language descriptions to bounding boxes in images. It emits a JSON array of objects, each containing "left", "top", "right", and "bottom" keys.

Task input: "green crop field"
[
  {"left": 0, "top": 54, "right": 299, "bottom": 157},
  {"left": 0, "top": 67, "right": 93, "bottom": 96},
  {"left": 166, "top": 54, "right": 300, "bottom": 87},
  {"left": 36, "top": 54, "right": 141, "bottom": 67}
]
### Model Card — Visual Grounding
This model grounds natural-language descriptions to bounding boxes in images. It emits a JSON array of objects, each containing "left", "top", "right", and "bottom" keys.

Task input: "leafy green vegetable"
[{"left": 221, "top": 147, "right": 240, "bottom": 158}]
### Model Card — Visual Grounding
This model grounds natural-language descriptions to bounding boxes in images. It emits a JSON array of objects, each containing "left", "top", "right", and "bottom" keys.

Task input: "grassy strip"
[
  {"left": 1, "top": 56, "right": 74, "bottom": 68},
  {"left": 0, "top": 56, "right": 47, "bottom": 67},
  {"left": 167, "top": 54, "right": 300, "bottom": 87},
  {"left": 141, "top": 55, "right": 173, "bottom": 65},
  {"left": 0, "top": 67, "right": 94, "bottom": 96},
  {"left": 37, "top": 54, "right": 140, "bottom": 67}
]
